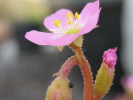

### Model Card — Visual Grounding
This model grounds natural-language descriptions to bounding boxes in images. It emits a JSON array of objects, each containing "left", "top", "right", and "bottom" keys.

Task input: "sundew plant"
[{"left": 25, "top": 0, "right": 117, "bottom": 100}]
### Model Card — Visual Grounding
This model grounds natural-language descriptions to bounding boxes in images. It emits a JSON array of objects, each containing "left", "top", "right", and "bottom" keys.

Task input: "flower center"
[
  {"left": 66, "top": 29, "right": 79, "bottom": 34},
  {"left": 53, "top": 12, "right": 82, "bottom": 34}
]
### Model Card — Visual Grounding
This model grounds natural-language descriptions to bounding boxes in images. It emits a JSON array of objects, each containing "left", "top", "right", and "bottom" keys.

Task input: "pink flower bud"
[
  {"left": 94, "top": 48, "right": 117, "bottom": 99},
  {"left": 103, "top": 47, "right": 117, "bottom": 69}
]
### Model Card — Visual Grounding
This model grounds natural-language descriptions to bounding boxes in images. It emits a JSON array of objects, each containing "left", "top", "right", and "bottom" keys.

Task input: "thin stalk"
[
  {"left": 69, "top": 43, "right": 94, "bottom": 100},
  {"left": 59, "top": 56, "right": 78, "bottom": 78}
]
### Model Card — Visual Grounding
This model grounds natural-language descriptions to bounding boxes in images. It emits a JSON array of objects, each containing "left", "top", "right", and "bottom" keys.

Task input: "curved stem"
[
  {"left": 69, "top": 43, "right": 94, "bottom": 100},
  {"left": 56, "top": 43, "right": 94, "bottom": 100},
  {"left": 59, "top": 56, "right": 78, "bottom": 78},
  {"left": 59, "top": 55, "right": 94, "bottom": 100}
]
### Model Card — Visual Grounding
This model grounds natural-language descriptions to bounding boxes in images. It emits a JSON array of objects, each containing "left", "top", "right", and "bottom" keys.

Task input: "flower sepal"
[
  {"left": 73, "top": 35, "right": 83, "bottom": 47},
  {"left": 94, "top": 62, "right": 115, "bottom": 99},
  {"left": 57, "top": 46, "right": 64, "bottom": 52}
]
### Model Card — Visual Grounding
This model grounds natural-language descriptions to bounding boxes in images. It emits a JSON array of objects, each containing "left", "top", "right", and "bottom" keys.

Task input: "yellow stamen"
[
  {"left": 66, "top": 12, "right": 74, "bottom": 25},
  {"left": 75, "top": 12, "right": 79, "bottom": 20},
  {"left": 67, "top": 19, "right": 73, "bottom": 25},
  {"left": 66, "top": 12, "right": 74, "bottom": 19},
  {"left": 54, "top": 20, "right": 61, "bottom": 27}
]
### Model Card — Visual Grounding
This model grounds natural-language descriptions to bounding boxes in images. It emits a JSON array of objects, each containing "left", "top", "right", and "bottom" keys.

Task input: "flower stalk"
[
  {"left": 59, "top": 56, "right": 78, "bottom": 78},
  {"left": 69, "top": 43, "right": 94, "bottom": 100}
]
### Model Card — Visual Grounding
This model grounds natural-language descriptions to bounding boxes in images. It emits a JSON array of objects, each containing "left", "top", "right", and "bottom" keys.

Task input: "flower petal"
[
  {"left": 25, "top": 30, "right": 79, "bottom": 46},
  {"left": 78, "top": 0, "right": 101, "bottom": 35},
  {"left": 25, "top": 30, "right": 51, "bottom": 45},
  {"left": 103, "top": 47, "right": 117, "bottom": 68},
  {"left": 79, "top": 9, "right": 101, "bottom": 35},
  {"left": 44, "top": 9, "right": 73, "bottom": 31},
  {"left": 79, "top": 0, "right": 100, "bottom": 23}
]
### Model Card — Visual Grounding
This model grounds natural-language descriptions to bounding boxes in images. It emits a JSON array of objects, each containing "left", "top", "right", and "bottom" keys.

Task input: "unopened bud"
[
  {"left": 94, "top": 48, "right": 117, "bottom": 99},
  {"left": 45, "top": 76, "right": 72, "bottom": 100}
]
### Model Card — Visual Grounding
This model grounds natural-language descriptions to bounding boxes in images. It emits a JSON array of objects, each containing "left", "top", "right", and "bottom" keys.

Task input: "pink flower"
[
  {"left": 121, "top": 76, "right": 133, "bottom": 93},
  {"left": 25, "top": 0, "right": 101, "bottom": 46},
  {"left": 103, "top": 47, "right": 117, "bottom": 69}
]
